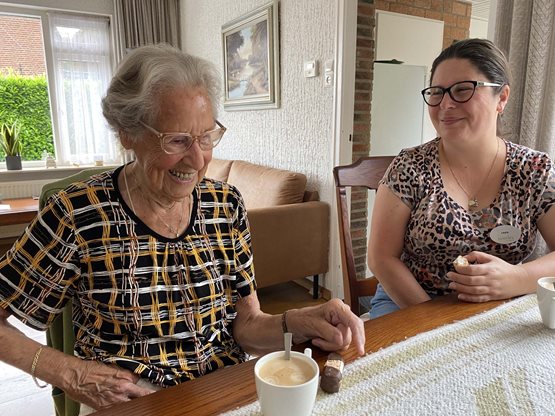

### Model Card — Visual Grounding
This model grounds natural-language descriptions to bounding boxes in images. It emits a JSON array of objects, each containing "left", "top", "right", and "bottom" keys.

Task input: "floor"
[{"left": 0, "top": 281, "right": 326, "bottom": 416}]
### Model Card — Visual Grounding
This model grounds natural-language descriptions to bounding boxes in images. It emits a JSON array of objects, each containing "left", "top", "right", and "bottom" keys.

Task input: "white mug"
[
  {"left": 537, "top": 277, "right": 555, "bottom": 329},
  {"left": 254, "top": 349, "right": 319, "bottom": 416}
]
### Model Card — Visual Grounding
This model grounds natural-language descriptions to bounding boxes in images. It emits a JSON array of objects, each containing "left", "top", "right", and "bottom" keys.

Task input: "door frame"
[{"left": 328, "top": 0, "right": 357, "bottom": 298}]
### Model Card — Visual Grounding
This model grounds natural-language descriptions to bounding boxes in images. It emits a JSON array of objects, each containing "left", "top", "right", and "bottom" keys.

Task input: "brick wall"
[
  {"left": 352, "top": 0, "right": 471, "bottom": 278},
  {"left": 374, "top": 0, "right": 472, "bottom": 48},
  {"left": 0, "top": 15, "right": 46, "bottom": 76}
]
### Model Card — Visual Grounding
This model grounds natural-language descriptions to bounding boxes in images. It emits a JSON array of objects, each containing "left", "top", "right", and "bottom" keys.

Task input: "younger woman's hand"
[{"left": 447, "top": 251, "right": 529, "bottom": 302}]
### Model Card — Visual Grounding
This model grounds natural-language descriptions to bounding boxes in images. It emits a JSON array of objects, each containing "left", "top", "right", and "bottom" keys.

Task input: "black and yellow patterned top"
[{"left": 0, "top": 166, "right": 257, "bottom": 386}]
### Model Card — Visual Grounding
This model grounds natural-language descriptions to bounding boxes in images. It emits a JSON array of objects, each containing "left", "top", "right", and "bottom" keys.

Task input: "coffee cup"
[
  {"left": 537, "top": 277, "right": 555, "bottom": 329},
  {"left": 254, "top": 349, "right": 319, "bottom": 416}
]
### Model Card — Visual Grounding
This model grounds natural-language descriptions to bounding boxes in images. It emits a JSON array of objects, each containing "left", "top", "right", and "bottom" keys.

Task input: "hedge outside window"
[{"left": 0, "top": 71, "right": 54, "bottom": 162}]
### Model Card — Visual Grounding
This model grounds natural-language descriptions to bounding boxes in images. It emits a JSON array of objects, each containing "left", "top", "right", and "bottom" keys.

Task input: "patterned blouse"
[
  {"left": 382, "top": 138, "right": 555, "bottom": 295},
  {"left": 0, "top": 166, "right": 256, "bottom": 386}
]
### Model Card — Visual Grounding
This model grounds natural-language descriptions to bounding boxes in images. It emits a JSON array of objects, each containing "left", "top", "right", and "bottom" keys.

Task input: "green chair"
[{"left": 39, "top": 167, "right": 110, "bottom": 416}]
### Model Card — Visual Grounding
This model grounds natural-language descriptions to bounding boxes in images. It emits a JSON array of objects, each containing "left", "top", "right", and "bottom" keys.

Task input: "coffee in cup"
[
  {"left": 259, "top": 355, "right": 314, "bottom": 386},
  {"left": 537, "top": 277, "right": 555, "bottom": 329},
  {"left": 255, "top": 349, "right": 319, "bottom": 416}
]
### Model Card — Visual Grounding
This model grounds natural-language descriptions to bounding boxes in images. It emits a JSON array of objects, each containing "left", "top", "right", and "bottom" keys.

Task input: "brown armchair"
[{"left": 206, "top": 159, "right": 330, "bottom": 297}]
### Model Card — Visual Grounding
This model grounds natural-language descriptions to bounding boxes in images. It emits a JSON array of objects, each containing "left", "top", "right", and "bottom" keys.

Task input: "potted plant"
[{"left": 1, "top": 122, "right": 22, "bottom": 170}]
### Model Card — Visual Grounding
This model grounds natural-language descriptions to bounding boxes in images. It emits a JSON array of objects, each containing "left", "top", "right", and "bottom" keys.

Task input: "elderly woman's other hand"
[
  {"left": 63, "top": 358, "right": 154, "bottom": 410},
  {"left": 447, "top": 251, "right": 530, "bottom": 303},
  {"left": 288, "top": 299, "right": 366, "bottom": 356}
]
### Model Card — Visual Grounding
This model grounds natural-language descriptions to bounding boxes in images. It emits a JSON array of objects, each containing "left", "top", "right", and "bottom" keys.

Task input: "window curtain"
[
  {"left": 112, "top": 0, "right": 181, "bottom": 162},
  {"left": 494, "top": 1, "right": 555, "bottom": 257},
  {"left": 494, "top": 1, "right": 555, "bottom": 156},
  {"left": 113, "top": 0, "right": 181, "bottom": 62},
  {"left": 48, "top": 12, "right": 118, "bottom": 166}
]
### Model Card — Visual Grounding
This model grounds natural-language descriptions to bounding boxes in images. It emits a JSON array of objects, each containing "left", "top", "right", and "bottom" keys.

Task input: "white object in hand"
[{"left": 453, "top": 255, "right": 469, "bottom": 267}]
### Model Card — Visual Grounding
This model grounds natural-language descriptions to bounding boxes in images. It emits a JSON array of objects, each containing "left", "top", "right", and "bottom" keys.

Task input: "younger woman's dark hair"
[{"left": 430, "top": 38, "right": 511, "bottom": 87}]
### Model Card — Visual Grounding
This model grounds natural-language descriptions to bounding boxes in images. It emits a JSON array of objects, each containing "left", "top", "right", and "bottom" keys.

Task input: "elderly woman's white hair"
[{"left": 102, "top": 43, "right": 221, "bottom": 144}]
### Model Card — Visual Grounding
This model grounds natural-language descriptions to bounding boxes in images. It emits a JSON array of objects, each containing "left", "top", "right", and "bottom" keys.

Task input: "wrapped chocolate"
[
  {"left": 453, "top": 255, "right": 469, "bottom": 267},
  {"left": 320, "top": 352, "right": 344, "bottom": 393}
]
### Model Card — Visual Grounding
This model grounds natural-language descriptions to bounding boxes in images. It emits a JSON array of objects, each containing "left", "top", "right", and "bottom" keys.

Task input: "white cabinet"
[{"left": 370, "top": 63, "right": 428, "bottom": 156}]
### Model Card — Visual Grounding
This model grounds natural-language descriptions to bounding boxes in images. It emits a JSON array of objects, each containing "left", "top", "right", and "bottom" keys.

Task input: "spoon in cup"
[{"left": 284, "top": 332, "right": 293, "bottom": 360}]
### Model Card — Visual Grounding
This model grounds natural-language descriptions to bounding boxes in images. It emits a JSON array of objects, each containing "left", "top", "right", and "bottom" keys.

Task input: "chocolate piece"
[
  {"left": 453, "top": 255, "right": 469, "bottom": 267},
  {"left": 320, "top": 352, "right": 344, "bottom": 393}
]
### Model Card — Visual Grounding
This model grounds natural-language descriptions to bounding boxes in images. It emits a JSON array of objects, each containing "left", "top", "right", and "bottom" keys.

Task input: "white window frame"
[{"left": 0, "top": 3, "right": 119, "bottom": 171}]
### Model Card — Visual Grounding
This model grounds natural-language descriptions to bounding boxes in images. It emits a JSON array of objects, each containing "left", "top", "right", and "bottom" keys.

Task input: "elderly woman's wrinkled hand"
[
  {"left": 65, "top": 359, "right": 154, "bottom": 410},
  {"left": 292, "top": 299, "right": 366, "bottom": 356}
]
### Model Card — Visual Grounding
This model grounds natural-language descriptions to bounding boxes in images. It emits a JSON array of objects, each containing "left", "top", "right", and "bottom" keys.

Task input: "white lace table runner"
[{"left": 222, "top": 295, "right": 555, "bottom": 415}]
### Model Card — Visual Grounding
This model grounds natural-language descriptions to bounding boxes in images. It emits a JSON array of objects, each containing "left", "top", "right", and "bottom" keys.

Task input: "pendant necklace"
[
  {"left": 146, "top": 197, "right": 186, "bottom": 238},
  {"left": 152, "top": 198, "right": 176, "bottom": 210},
  {"left": 124, "top": 165, "right": 188, "bottom": 238},
  {"left": 441, "top": 138, "right": 500, "bottom": 211}
]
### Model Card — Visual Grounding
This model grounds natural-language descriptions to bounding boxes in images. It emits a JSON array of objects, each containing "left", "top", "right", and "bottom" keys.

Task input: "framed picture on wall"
[{"left": 221, "top": 1, "right": 280, "bottom": 111}]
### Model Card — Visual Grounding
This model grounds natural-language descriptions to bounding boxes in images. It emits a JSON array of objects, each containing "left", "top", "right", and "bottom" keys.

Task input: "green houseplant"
[{"left": 1, "top": 122, "right": 22, "bottom": 170}]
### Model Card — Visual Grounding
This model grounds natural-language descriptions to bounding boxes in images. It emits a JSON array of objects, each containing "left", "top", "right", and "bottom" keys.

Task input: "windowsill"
[
  {"left": 0, "top": 164, "right": 119, "bottom": 183},
  {"left": 2, "top": 166, "right": 86, "bottom": 173}
]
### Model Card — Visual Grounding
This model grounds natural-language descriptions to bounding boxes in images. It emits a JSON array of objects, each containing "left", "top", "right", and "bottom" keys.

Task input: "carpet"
[{"left": 223, "top": 295, "right": 555, "bottom": 415}]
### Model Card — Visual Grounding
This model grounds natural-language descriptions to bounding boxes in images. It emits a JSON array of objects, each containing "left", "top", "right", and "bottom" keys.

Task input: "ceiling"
[{"left": 469, "top": 0, "right": 491, "bottom": 20}]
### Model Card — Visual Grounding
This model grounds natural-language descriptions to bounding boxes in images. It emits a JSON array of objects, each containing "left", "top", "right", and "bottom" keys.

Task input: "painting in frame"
[{"left": 222, "top": 1, "right": 280, "bottom": 111}]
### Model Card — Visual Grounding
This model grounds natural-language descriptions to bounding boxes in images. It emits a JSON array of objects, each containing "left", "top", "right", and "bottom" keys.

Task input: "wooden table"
[
  {"left": 92, "top": 296, "right": 504, "bottom": 416},
  {"left": 0, "top": 198, "right": 39, "bottom": 226}
]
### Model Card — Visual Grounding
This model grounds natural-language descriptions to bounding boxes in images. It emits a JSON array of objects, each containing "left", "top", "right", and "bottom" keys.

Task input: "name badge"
[{"left": 490, "top": 225, "right": 521, "bottom": 244}]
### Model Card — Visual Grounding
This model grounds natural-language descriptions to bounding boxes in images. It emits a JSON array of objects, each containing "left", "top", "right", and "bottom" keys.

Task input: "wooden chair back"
[{"left": 333, "top": 156, "right": 395, "bottom": 315}]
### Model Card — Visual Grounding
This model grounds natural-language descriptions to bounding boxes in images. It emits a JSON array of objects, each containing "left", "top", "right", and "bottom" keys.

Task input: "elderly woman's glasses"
[
  {"left": 140, "top": 120, "right": 226, "bottom": 154},
  {"left": 421, "top": 80, "right": 502, "bottom": 107}
]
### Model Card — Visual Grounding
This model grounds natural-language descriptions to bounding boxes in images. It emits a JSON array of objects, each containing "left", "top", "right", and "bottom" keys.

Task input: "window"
[
  {"left": 48, "top": 13, "right": 117, "bottom": 166},
  {"left": 0, "top": 7, "right": 119, "bottom": 169}
]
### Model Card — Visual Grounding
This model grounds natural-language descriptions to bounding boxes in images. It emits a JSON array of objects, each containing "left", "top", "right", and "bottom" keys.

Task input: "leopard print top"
[{"left": 382, "top": 137, "right": 555, "bottom": 295}]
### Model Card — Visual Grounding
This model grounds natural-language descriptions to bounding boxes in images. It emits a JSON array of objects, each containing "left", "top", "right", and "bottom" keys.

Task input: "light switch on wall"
[
  {"left": 304, "top": 60, "right": 318, "bottom": 78},
  {"left": 324, "top": 59, "right": 334, "bottom": 87}
]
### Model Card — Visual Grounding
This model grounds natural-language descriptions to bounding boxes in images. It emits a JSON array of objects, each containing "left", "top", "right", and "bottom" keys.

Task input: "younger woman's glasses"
[{"left": 421, "top": 80, "right": 502, "bottom": 107}]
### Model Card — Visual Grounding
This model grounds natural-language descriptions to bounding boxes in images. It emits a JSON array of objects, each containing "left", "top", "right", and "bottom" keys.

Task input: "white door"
[
  {"left": 370, "top": 63, "right": 427, "bottom": 156},
  {"left": 366, "top": 63, "right": 428, "bottom": 276}
]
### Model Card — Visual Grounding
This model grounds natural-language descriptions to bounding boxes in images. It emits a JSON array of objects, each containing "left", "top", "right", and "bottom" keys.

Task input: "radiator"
[{"left": 0, "top": 180, "right": 51, "bottom": 199}]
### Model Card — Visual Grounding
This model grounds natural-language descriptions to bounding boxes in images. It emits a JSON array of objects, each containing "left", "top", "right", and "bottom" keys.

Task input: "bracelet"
[
  {"left": 282, "top": 310, "right": 289, "bottom": 333},
  {"left": 31, "top": 345, "right": 48, "bottom": 389}
]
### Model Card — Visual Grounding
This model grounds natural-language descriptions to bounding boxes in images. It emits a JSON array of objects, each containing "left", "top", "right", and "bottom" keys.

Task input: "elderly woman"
[
  {"left": 0, "top": 44, "right": 364, "bottom": 413},
  {"left": 367, "top": 38, "right": 555, "bottom": 319}
]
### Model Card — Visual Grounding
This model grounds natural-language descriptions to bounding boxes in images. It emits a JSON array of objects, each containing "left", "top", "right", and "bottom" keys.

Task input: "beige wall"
[{"left": 180, "top": 0, "right": 337, "bottom": 206}]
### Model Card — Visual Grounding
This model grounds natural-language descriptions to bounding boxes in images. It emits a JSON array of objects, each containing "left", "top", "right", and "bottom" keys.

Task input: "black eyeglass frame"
[
  {"left": 421, "top": 80, "right": 503, "bottom": 107},
  {"left": 140, "top": 120, "right": 227, "bottom": 154}
]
